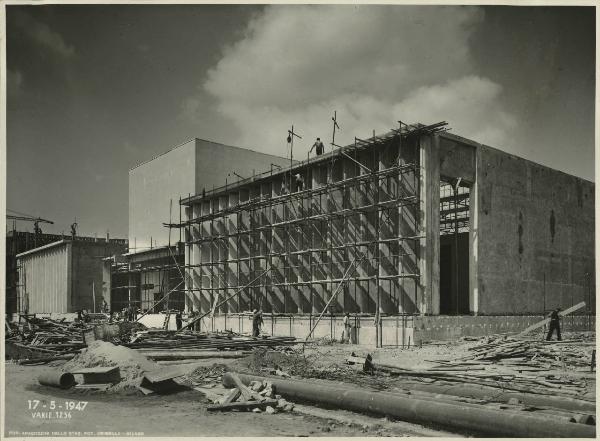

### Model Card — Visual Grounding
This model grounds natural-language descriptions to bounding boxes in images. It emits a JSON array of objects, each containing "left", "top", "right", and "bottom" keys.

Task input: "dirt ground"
[
  {"left": 3, "top": 332, "right": 595, "bottom": 437},
  {"left": 3, "top": 360, "right": 453, "bottom": 437}
]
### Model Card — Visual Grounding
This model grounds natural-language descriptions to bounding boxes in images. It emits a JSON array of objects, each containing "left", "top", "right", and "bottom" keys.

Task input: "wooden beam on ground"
[
  {"left": 207, "top": 399, "right": 278, "bottom": 412},
  {"left": 227, "top": 372, "right": 264, "bottom": 402}
]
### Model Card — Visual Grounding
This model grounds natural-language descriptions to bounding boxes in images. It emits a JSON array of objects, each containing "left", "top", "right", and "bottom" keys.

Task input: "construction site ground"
[{"left": 3, "top": 331, "right": 595, "bottom": 437}]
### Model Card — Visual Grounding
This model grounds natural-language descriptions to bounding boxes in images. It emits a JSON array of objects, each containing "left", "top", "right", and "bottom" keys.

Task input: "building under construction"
[{"left": 172, "top": 122, "right": 594, "bottom": 343}]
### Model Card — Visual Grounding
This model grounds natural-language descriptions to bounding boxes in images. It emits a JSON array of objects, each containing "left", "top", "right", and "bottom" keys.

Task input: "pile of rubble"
[{"left": 203, "top": 373, "right": 295, "bottom": 414}]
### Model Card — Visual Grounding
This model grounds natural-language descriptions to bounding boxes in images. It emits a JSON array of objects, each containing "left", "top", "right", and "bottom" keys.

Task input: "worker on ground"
[
  {"left": 175, "top": 310, "right": 183, "bottom": 331},
  {"left": 190, "top": 309, "right": 200, "bottom": 332},
  {"left": 310, "top": 138, "right": 325, "bottom": 156},
  {"left": 342, "top": 312, "right": 352, "bottom": 343},
  {"left": 546, "top": 307, "right": 562, "bottom": 341},
  {"left": 252, "top": 309, "right": 263, "bottom": 337}
]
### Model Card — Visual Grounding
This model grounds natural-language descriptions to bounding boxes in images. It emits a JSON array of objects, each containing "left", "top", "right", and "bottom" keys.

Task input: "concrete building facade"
[{"left": 177, "top": 123, "right": 594, "bottom": 341}]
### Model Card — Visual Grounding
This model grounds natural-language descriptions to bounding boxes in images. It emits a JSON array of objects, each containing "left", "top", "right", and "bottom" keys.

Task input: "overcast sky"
[{"left": 6, "top": 4, "right": 595, "bottom": 238}]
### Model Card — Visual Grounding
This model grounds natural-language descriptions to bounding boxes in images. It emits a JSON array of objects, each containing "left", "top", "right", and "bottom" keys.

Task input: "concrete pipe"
[
  {"left": 223, "top": 372, "right": 595, "bottom": 438},
  {"left": 38, "top": 371, "right": 76, "bottom": 389}
]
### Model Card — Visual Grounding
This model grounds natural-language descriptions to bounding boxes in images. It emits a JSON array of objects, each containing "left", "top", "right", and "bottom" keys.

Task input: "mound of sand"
[{"left": 63, "top": 341, "right": 158, "bottom": 391}]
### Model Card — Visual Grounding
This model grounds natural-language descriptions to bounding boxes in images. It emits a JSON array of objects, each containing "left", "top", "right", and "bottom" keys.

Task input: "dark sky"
[{"left": 6, "top": 5, "right": 595, "bottom": 239}]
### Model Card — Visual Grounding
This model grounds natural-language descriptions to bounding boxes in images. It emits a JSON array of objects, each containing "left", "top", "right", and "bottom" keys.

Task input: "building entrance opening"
[{"left": 439, "top": 179, "right": 470, "bottom": 315}]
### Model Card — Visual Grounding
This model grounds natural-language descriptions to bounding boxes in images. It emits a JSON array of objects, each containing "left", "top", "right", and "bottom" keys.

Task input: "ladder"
[{"left": 163, "top": 310, "right": 171, "bottom": 330}]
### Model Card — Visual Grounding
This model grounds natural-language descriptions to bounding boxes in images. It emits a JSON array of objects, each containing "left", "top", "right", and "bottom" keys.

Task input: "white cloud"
[
  {"left": 393, "top": 76, "right": 517, "bottom": 148},
  {"left": 200, "top": 5, "right": 515, "bottom": 155}
]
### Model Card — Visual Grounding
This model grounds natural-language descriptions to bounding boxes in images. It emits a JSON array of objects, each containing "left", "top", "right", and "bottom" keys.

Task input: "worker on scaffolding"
[
  {"left": 175, "top": 310, "right": 183, "bottom": 331},
  {"left": 310, "top": 138, "right": 325, "bottom": 156},
  {"left": 546, "top": 307, "right": 562, "bottom": 341},
  {"left": 294, "top": 173, "right": 304, "bottom": 192},
  {"left": 252, "top": 309, "right": 263, "bottom": 337}
]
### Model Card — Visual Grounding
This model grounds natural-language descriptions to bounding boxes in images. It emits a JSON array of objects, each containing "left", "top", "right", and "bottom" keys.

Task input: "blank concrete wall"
[
  {"left": 129, "top": 140, "right": 196, "bottom": 251},
  {"left": 476, "top": 145, "right": 595, "bottom": 314},
  {"left": 193, "top": 139, "right": 291, "bottom": 194},
  {"left": 71, "top": 241, "right": 128, "bottom": 312},
  {"left": 129, "top": 139, "right": 291, "bottom": 251}
]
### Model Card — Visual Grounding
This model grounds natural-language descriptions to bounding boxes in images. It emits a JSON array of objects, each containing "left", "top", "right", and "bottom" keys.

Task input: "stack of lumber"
[
  {"left": 125, "top": 330, "right": 297, "bottom": 352},
  {"left": 373, "top": 336, "right": 595, "bottom": 398},
  {"left": 454, "top": 336, "right": 595, "bottom": 368}
]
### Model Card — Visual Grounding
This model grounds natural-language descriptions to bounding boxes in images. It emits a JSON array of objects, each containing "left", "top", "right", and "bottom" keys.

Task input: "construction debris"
[
  {"left": 203, "top": 372, "right": 295, "bottom": 414},
  {"left": 70, "top": 366, "right": 121, "bottom": 389},
  {"left": 5, "top": 315, "right": 90, "bottom": 362},
  {"left": 222, "top": 371, "right": 595, "bottom": 438},
  {"left": 125, "top": 329, "right": 297, "bottom": 351}
]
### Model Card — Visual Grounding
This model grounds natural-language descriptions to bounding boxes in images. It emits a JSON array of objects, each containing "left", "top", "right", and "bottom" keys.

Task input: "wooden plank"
[
  {"left": 193, "top": 387, "right": 223, "bottom": 403},
  {"left": 143, "top": 366, "right": 190, "bottom": 383},
  {"left": 517, "top": 302, "right": 586, "bottom": 336},
  {"left": 75, "top": 383, "right": 111, "bottom": 390},
  {"left": 207, "top": 399, "right": 278, "bottom": 412},
  {"left": 69, "top": 366, "right": 119, "bottom": 375},
  {"left": 222, "top": 388, "right": 242, "bottom": 404},
  {"left": 227, "top": 372, "right": 264, "bottom": 401}
]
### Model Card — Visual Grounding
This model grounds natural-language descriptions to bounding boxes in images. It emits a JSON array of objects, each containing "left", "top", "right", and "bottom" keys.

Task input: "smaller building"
[
  {"left": 17, "top": 239, "right": 127, "bottom": 315},
  {"left": 104, "top": 243, "right": 185, "bottom": 314},
  {"left": 6, "top": 231, "right": 75, "bottom": 315}
]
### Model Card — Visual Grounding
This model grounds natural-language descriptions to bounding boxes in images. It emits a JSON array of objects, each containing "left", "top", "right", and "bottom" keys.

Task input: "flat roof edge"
[
  {"left": 440, "top": 133, "right": 595, "bottom": 185},
  {"left": 17, "top": 240, "right": 69, "bottom": 258}
]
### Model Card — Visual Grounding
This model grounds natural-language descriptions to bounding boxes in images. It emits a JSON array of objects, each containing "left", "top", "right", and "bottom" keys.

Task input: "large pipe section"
[
  {"left": 38, "top": 370, "right": 75, "bottom": 389},
  {"left": 223, "top": 372, "right": 595, "bottom": 438}
]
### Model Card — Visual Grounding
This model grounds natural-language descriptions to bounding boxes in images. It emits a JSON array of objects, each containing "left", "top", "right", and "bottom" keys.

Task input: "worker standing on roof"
[
  {"left": 310, "top": 138, "right": 324, "bottom": 156},
  {"left": 175, "top": 310, "right": 183, "bottom": 331},
  {"left": 546, "top": 307, "right": 562, "bottom": 341}
]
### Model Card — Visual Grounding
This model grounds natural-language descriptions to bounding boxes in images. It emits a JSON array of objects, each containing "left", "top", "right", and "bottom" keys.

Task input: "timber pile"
[
  {"left": 374, "top": 336, "right": 595, "bottom": 398},
  {"left": 125, "top": 329, "right": 297, "bottom": 351},
  {"left": 377, "top": 362, "right": 590, "bottom": 397},
  {"left": 5, "top": 315, "right": 90, "bottom": 363},
  {"left": 454, "top": 336, "right": 595, "bottom": 368}
]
